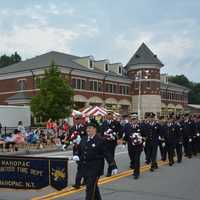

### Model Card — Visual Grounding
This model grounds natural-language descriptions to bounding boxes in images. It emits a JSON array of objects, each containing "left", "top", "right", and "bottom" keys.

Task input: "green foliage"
[
  {"left": 31, "top": 61, "right": 74, "bottom": 121},
  {"left": 168, "top": 74, "right": 200, "bottom": 104},
  {"left": 0, "top": 52, "right": 21, "bottom": 67}
]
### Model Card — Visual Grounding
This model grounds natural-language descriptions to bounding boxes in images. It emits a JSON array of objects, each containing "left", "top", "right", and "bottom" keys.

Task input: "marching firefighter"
[
  {"left": 195, "top": 115, "right": 200, "bottom": 153},
  {"left": 72, "top": 122, "right": 117, "bottom": 200},
  {"left": 193, "top": 115, "right": 200, "bottom": 155},
  {"left": 68, "top": 115, "right": 87, "bottom": 189},
  {"left": 100, "top": 112, "right": 121, "bottom": 177},
  {"left": 158, "top": 116, "right": 167, "bottom": 161},
  {"left": 163, "top": 116, "right": 176, "bottom": 166},
  {"left": 175, "top": 116, "right": 184, "bottom": 163},
  {"left": 123, "top": 114, "right": 144, "bottom": 179},
  {"left": 143, "top": 113, "right": 161, "bottom": 172},
  {"left": 182, "top": 114, "right": 194, "bottom": 158}
]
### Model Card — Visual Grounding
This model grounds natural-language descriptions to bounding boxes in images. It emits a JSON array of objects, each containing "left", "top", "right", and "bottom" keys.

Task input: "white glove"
[
  {"left": 72, "top": 155, "right": 80, "bottom": 161},
  {"left": 143, "top": 142, "right": 146, "bottom": 147},
  {"left": 189, "top": 138, "right": 192, "bottom": 142},
  {"left": 111, "top": 168, "right": 118, "bottom": 175},
  {"left": 197, "top": 133, "right": 200, "bottom": 137},
  {"left": 162, "top": 142, "right": 165, "bottom": 147}
]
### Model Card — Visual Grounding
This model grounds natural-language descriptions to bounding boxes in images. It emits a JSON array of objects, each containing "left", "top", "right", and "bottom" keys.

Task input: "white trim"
[
  {"left": 6, "top": 99, "right": 31, "bottom": 105},
  {"left": 134, "top": 79, "right": 160, "bottom": 82},
  {"left": 88, "top": 96, "right": 103, "bottom": 104},
  {"left": 118, "top": 99, "right": 131, "bottom": 106},
  {"left": 105, "top": 97, "right": 118, "bottom": 105},
  {"left": 74, "top": 95, "right": 87, "bottom": 102},
  {"left": 0, "top": 89, "right": 39, "bottom": 95},
  {"left": 74, "top": 89, "right": 131, "bottom": 97},
  {"left": 71, "top": 77, "right": 87, "bottom": 81},
  {"left": 127, "top": 64, "right": 162, "bottom": 71}
]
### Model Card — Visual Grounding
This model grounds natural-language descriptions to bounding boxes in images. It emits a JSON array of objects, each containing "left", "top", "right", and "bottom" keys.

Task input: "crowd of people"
[
  {"left": 0, "top": 119, "right": 71, "bottom": 152},
  {"left": 66, "top": 112, "right": 200, "bottom": 200}
]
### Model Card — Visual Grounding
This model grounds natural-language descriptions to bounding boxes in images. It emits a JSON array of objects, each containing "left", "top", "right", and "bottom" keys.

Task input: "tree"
[
  {"left": 0, "top": 52, "right": 21, "bottom": 68},
  {"left": 168, "top": 74, "right": 192, "bottom": 88},
  {"left": 31, "top": 62, "right": 74, "bottom": 121},
  {"left": 169, "top": 74, "right": 200, "bottom": 104}
]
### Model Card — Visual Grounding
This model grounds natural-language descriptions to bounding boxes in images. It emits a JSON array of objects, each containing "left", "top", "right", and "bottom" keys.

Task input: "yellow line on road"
[{"left": 32, "top": 160, "right": 168, "bottom": 200}]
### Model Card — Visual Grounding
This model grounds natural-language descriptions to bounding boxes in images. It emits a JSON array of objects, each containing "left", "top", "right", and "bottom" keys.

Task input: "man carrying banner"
[{"left": 73, "top": 121, "right": 117, "bottom": 200}]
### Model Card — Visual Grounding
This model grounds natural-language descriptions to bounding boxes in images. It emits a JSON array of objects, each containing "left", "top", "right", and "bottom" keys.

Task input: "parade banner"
[{"left": 0, "top": 155, "right": 68, "bottom": 190}]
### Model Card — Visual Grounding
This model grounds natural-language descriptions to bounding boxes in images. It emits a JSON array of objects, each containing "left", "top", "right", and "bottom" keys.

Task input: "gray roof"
[
  {"left": 7, "top": 92, "right": 31, "bottom": 100},
  {"left": 161, "top": 81, "right": 189, "bottom": 92},
  {"left": 0, "top": 51, "right": 86, "bottom": 74},
  {"left": 0, "top": 51, "right": 128, "bottom": 79},
  {"left": 126, "top": 43, "right": 164, "bottom": 68}
]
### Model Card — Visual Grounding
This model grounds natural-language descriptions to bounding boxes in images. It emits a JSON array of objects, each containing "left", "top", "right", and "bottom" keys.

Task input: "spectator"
[
  {"left": 4, "top": 133, "right": 16, "bottom": 152},
  {"left": 27, "top": 129, "right": 39, "bottom": 144},
  {"left": 38, "top": 129, "right": 47, "bottom": 149},
  {"left": 14, "top": 129, "right": 25, "bottom": 147},
  {"left": 0, "top": 122, "right": 2, "bottom": 135},
  {"left": 17, "top": 121, "right": 26, "bottom": 135},
  {"left": 0, "top": 136, "right": 5, "bottom": 151}
]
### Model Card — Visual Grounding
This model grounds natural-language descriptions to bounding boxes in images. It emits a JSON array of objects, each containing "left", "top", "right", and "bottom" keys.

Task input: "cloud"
[
  {"left": 0, "top": 24, "right": 79, "bottom": 58},
  {"left": 112, "top": 17, "right": 199, "bottom": 81},
  {"left": 0, "top": 2, "right": 99, "bottom": 58}
]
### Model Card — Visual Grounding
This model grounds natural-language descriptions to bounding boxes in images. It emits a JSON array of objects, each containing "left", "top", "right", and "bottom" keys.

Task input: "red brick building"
[{"left": 0, "top": 43, "right": 189, "bottom": 118}]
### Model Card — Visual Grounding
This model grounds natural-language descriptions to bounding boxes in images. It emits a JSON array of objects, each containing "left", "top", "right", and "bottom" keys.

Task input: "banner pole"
[{"left": 48, "top": 159, "right": 51, "bottom": 186}]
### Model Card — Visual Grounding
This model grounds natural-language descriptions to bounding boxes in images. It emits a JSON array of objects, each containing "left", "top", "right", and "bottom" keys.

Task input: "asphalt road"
[{"left": 0, "top": 147, "right": 199, "bottom": 200}]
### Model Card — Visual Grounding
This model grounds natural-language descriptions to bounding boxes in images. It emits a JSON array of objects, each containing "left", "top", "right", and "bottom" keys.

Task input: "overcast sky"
[{"left": 0, "top": 0, "right": 200, "bottom": 82}]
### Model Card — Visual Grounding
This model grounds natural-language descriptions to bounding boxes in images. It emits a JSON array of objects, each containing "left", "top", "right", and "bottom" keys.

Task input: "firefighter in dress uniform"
[
  {"left": 100, "top": 112, "right": 120, "bottom": 177},
  {"left": 122, "top": 114, "right": 144, "bottom": 179},
  {"left": 143, "top": 113, "right": 161, "bottom": 172},
  {"left": 72, "top": 122, "right": 118, "bottom": 200}
]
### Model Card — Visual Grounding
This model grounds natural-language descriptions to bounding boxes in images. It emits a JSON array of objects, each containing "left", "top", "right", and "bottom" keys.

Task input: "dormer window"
[
  {"left": 118, "top": 66, "right": 122, "bottom": 74},
  {"left": 89, "top": 59, "right": 94, "bottom": 69},
  {"left": 105, "top": 63, "right": 109, "bottom": 72}
]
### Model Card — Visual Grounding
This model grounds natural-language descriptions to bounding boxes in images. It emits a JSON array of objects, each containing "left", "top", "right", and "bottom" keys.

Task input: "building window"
[
  {"left": 89, "top": 60, "right": 94, "bottom": 69},
  {"left": 118, "top": 66, "right": 122, "bottom": 74},
  {"left": 34, "top": 76, "right": 44, "bottom": 88},
  {"left": 17, "top": 79, "right": 27, "bottom": 91},
  {"left": 89, "top": 81, "right": 102, "bottom": 91},
  {"left": 146, "top": 81, "right": 151, "bottom": 89},
  {"left": 105, "top": 63, "right": 109, "bottom": 72},
  {"left": 119, "top": 85, "right": 129, "bottom": 95},
  {"left": 106, "top": 83, "right": 117, "bottom": 93},
  {"left": 72, "top": 79, "right": 85, "bottom": 90}
]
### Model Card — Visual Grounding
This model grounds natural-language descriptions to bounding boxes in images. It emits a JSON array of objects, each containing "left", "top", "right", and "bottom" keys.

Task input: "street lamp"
[
  {"left": 135, "top": 70, "right": 149, "bottom": 120},
  {"left": 135, "top": 70, "right": 142, "bottom": 120}
]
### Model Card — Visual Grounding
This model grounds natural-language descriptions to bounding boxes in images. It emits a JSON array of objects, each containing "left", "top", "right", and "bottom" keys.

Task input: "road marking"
[
  {"left": 31, "top": 160, "right": 168, "bottom": 200},
  {"left": 68, "top": 151, "right": 128, "bottom": 164}
]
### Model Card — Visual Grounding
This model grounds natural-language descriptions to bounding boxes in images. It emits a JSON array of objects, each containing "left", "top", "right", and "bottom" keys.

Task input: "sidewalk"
[{"left": 0, "top": 146, "right": 63, "bottom": 156}]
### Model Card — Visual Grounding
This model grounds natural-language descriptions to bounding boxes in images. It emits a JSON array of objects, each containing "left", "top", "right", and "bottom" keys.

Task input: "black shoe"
[
  {"left": 169, "top": 163, "right": 173, "bottom": 166},
  {"left": 177, "top": 160, "right": 182, "bottom": 163},
  {"left": 150, "top": 167, "right": 154, "bottom": 172},
  {"left": 134, "top": 175, "right": 139, "bottom": 180},
  {"left": 106, "top": 173, "right": 112, "bottom": 177},
  {"left": 145, "top": 160, "right": 150, "bottom": 165},
  {"left": 72, "top": 184, "right": 80, "bottom": 189}
]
